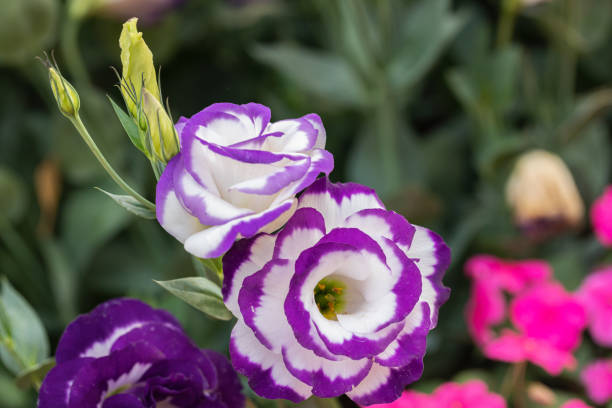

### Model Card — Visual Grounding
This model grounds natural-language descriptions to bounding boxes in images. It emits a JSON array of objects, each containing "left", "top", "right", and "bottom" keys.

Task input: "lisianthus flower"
[
  {"left": 38, "top": 298, "right": 244, "bottom": 408},
  {"left": 484, "top": 283, "right": 586, "bottom": 375},
  {"left": 364, "top": 380, "right": 506, "bottom": 408},
  {"left": 464, "top": 255, "right": 551, "bottom": 344},
  {"left": 561, "top": 400, "right": 593, "bottom": 408},
  {"left": 591, "top": 186, "right": 612, "bottom": 247},
  {"left": 577, "top": 267, "right": 612, "bottom": 346},
  {"left": 222, "top": 178, "right": 450, "bottom": 405},
  {"left": 580, "top": 359, "right": 612, "bottom": 404},
  {"left": 156, "top": 102, "right": 333, "bottom": 258}
]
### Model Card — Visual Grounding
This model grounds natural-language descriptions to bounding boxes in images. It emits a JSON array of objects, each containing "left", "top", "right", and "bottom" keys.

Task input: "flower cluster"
[
  {"left": 39, "top": 299, "right": 244, "bottom": 408},
  {"left": 592, "top": 186, "right": 612, "bottom": 247},
  {"left": 465, "top": 255, "right": 587, "bottom": 375}
]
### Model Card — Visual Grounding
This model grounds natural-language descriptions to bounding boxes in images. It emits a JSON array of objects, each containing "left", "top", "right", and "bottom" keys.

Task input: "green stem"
[
  {"left": 558, "top": 0, "right": 578, "bottom": 112},
  {"left": 60, "top": 15, "right": 91, "bottom": 89},
  {"left": 375, "top": 82, "right": 401, "bottom": 198},
  {"left": 70, "top": 115, "right": 155, "bottom": 210},
  {"left": 497, "top": 0, "right": 520, "bottom": 48}
]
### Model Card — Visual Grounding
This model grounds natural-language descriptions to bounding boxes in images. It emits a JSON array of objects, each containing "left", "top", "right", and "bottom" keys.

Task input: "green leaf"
[
  {"left": 155, "top": 277, "right": 232, "bottom": 321},
  {"left": 0, "top": 167, "right": 27, "bottom": 223},
  {"left": 96, "top": 188, "right": 156, "bottom": 220},
  {"left": 0, "top": 278, "right": 49, "bottom": 375},
  {"left": 389, "top": 0, "right": 466, "bottom": 92},
  {"left": 107, "top": 96, "right": 145, "bottom": 154},
  {"left": 251, "top": 44, "right": 367, "bottom": 108},
  {"left": 61, "top": 188, "right": 130, "bottom": 270},
  {"left": 15, "top": 357, "right": 55, "bottom": 390}
]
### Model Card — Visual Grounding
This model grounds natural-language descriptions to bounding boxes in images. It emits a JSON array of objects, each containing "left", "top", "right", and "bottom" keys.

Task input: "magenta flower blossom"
[
  {"left": 591, "top": 186, "right": 612, "bottom": 247},
  {"left": 38, "top": 299, "right": 244, "bottom": 408},
  {"left": 222, "top": 178, "right": 450, "bottom": 405},
  {"left": 156, "top": 103, "right": 333, "bottom": 258},
  {"left": 363, "top": 380, "right": 506, "bottom": 408},
  {"left": 580, "top": 359, "right": 612, "bottom": 404},
  {"left": 562, "top": 400, "right": 593, "bottom": 408},
  {"left": 465, "top": 255, "right": 551, "bottom": 344},
  {"left": 484, "top": 283, "right": 586, "bottom": 375},
  {"left": 577, "top": 267, "right": 612, "bottom": 346}
]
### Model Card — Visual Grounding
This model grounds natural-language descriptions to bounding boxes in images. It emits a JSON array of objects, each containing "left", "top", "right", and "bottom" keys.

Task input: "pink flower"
[
  {"left": 591, "top": 186, "right": 612, "bottom": 247},
  {"left": 465, "top": 255, "right": 551, "bottom": 293},
  {"left": 466, "top": 279, "right": 505, "bottom": 344},
  {"left": 364, "top": 380, "right": 506, "bottom": 408},
  {"left": 483, "top": 330, "right": 577, "bottom": 375},
  {"left": 484, "top": 283, "right": 586, "bottom": 375},
  {"left": 465, "top": 255, "right": 551, "bottom": 344},
  {"left": 562, "top": 399, "right": 593, "bottom": 408},
  {"left": 577, "top": 267, "right": 612, "bottom": 346},
  {"left": 580, "top": 359, "right": 612, "bottom": 404}
]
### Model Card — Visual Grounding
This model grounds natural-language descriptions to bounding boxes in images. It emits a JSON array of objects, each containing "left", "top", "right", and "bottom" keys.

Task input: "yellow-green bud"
[
  {"left": 49, "top": 67, "right": 80, "bottom": 118},
  {"left": 142, "top": 89, "right": 179, "bottom": 163},
  {"left": 119, "top": 18, "right": 160, "bottom": 119}
]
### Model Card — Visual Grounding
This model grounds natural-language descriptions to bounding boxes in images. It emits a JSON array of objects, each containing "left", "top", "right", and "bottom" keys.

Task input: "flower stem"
[
  {"left": 501, "top": 362, "right": 527, "bottom": 408},
  {"left": 60, "top": 16, "right": 91, "bottom": 89},
  {"left": 70, "top": 115, "right": 155, "bottom": 210},
  {"left": 497, "top": 0, "right": 520, "bottom": 48}
]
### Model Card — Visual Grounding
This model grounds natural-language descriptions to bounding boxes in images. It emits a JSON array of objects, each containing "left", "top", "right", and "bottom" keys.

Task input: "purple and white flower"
[
  {"left": 156, "top": 102, "right": 333, "bottom": 258},
  {"left": 222, "top": 178, "right": 450, "bottom": 405},
  {"left": 38, "top": 298, "right": 244, "bottom": 408}
]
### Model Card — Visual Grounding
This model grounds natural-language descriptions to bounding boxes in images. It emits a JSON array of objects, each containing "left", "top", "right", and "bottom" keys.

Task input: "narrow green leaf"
[
  {"left": 107, "top": 96, "right": 145, "bottom": 154},
  {"left": 0, "top": 278, "right": 49, "bottom": 375},
  {"left": 96, "top": 188, "right": 156, "bottom": 220},
  {"left": 295, "top": 397, "right": 342, "bottom": 408},
  {"left": 155, "top": 277, "right": 233, "bottom": 321},
  {"left": 15, "top": 357, "right": 55, "bottom": 390},
  {"left": 252, "top": 44, "right": 367, "bottom": 108}
]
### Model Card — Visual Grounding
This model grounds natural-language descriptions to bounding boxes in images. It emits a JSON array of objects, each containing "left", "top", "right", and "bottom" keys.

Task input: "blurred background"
[{"left": 0, "top": 0, "right": 611, "bottom": 406}]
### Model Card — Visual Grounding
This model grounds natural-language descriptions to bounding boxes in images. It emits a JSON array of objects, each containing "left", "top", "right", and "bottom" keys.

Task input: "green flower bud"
[
  {"left": 119, "top": 18, "right": 160, "bottom": 119},
  {"left": 141, "top": 89, "right": 178, "bottom": 163},
  {"left": 48, "top": 67, "right": 81, "bottom": 119}
]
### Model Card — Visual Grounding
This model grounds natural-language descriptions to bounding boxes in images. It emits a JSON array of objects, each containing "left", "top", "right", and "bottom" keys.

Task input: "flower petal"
[
  {"left": 403, "top": 226, "right": 451, "bottom": 327},
  {"left": 184, "top": 199, "right": 296, "bottom": 258},
  {"left": 222, "top": 233, "right": 275, "bottom": 318},
  {"left": 273, "top": 207, "right": 326, "bottom": 260},
  {"left": 55, "top": 298, "right": 180, "bottom": 363},
  {"left": 297, "top": 178, "right": 385, "bottom": 229},
  {"left": 155, "top": 155, "right": 205, "bottom": 243},
  {"left": 230, "top": 321, "right": 311, "bottom": 402},
  {"left": 346, "top": 360, "right": 424, "bottom": 406},
  {"left": 38, "top": 358, "right": 92, "bottom": 408}
]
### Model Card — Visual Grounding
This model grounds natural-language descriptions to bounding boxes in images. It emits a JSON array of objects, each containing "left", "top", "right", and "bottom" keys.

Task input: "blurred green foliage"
[{"left": 0, "top": 0, "right": 611, "bottom": 406}]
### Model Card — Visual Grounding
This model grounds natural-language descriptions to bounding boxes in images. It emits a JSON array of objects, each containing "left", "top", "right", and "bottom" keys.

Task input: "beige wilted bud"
[
  {"left": 527, "top": 382, "right": 556, "bottom": 406},
  {"left": 506, "top": 150, "right": 584, "bottom": 230}
]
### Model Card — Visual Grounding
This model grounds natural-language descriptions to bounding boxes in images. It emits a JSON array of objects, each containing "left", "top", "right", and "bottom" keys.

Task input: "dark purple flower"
[
  {"left": 156, "top": 102, "right": 333, "bottom": 259},
  {"left": 38, "top": 298, "right": 244, "bottom": 408},
  {"left": 222, "top": 178, "right": 451, "bottom": 405}
]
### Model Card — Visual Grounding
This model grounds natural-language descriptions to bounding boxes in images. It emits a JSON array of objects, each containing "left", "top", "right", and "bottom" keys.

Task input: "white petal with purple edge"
[
  {"left": 298, "top": 178, "right": 384, "bottom": 229},
  {"left": 230, "top": 321, "right": 311, "bottom": 402},
  {"left": 184, "top": 199, "right": 296, "bottom": 258}
]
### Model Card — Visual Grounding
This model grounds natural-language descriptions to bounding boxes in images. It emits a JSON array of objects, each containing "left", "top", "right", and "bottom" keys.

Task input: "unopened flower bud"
[
  {"left": 141, "top": 89, "right": 178, "bottom": 162},
  {"left": 119, "top": 18, "right": 160, "bottom": 119},
  {"left": 48, "top": 67, "right": 80, "bottom": 119},
  {"left": 506, "top": 150, "right": 584, "bottom": 233}
]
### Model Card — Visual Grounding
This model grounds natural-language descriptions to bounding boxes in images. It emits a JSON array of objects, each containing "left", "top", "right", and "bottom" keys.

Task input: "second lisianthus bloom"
[
  {"left": 156, "top": 102, "right": 333, "bottom": 258},
  {"left": 223, "top": 178, "right": 450, "bottom": 405}
]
